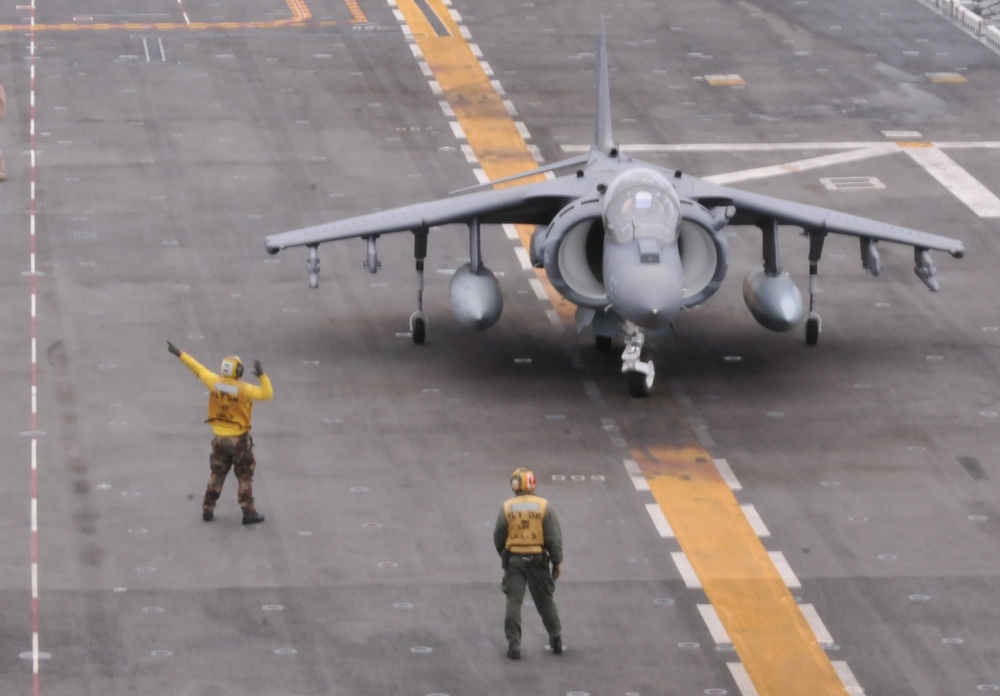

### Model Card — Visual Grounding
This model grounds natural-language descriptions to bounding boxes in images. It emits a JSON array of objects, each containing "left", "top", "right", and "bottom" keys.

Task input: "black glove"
[
  {"left": 167, "top": 341, "right": 181, "bottom": 357},
  {"left": 253, "top": 360, "right": 263, "bottom": 377}
]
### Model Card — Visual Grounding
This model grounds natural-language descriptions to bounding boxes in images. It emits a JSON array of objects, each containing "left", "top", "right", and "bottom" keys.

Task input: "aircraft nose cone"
[
  {"left": 608, "top": 267, "right": 682, "bottom": 329},
  {"left": 604, "top": 242, "right": 683, "bottom": 330}
]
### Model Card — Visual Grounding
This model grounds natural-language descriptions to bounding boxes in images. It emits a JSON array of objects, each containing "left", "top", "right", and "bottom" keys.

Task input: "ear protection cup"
[{"left": 510, "top": 467, "right": 536, "bottom": 493}]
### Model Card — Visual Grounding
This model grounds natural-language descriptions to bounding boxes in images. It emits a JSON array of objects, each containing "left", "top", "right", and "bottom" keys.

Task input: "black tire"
[
  {"left": 805, "top": 317, "right": 819, "bottom": 346},
  {"left": 626, "top": 348, "right": 655, "bottom": 398},
  {"left": 412, "top": 316, "right": 426, "bottom": 345},
  {"left": 627, "top": 370, "right": 652, "bottom": 398}
]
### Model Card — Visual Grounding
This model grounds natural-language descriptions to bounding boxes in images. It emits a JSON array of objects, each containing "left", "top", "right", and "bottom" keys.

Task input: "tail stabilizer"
[{"left": 594, "top": 20, "right": 615, "bottom": 156}]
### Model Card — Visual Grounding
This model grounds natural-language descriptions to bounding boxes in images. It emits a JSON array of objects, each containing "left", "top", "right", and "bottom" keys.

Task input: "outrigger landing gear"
[
  {"left": 410, "top": 229, "right": 428, "bottom": 345},
  {"left": 621, "top": 320, "right": 655, "bottom": 397},
  {"left": 805, "top": 229, "right": 827, "bottom": 346}
]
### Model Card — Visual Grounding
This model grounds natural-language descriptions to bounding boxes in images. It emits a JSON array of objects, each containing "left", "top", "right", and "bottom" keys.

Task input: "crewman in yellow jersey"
[
  {"left": 167, "top": 341, "right": 273, "bottom": 524},
  {"left": 493, "top": 467, "right": 563, "bottom": 660}
]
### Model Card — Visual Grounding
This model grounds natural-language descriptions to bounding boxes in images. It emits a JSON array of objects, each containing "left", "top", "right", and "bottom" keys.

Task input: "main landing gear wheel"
[
  {"left": 626, "top": 348, "right": 655, "bottom": 398},
  {"left": 805, "top": 314, "right": 820, "bottom": 346},
  {"left": 410, "top": 312, "right": 427, "bottom": 345}
]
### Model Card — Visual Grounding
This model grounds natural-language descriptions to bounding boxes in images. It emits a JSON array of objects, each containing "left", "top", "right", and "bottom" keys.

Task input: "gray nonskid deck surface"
[{"left": 0, "top": 0, "right": 998, "bottom": 694}]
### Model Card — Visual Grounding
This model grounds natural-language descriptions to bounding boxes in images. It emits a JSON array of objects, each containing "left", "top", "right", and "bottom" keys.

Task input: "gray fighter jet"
[{"left": 265, "top": 30, "right": 965, "bottom": 397}]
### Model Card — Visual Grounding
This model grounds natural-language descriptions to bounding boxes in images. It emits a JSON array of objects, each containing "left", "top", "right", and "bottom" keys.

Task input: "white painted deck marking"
[
  {"left": 902, "top": 145, "right": 1000, "bottom": 217},
  {"left": 820, "top": 175, "right": 885, "bottom": 191},
  {"left": 712, "top": 458, "right": 742, "bottom": 490},
  {"left": 697, "top": 603, "right": 733, "bottom": 644},
  {"left": 623, "top": 458, "right": 650, "bottom": 491},
  {"left": 833, "top": 661, "right": 866, "bottom": 694},
  {"left": 768, "top": 551, "right": 802, "bottom": 588},
  {"left": 727, "top": 662, "right": 761, "bottom": 696},
  {"left": 564, "top": 141, "right": 897, "bottom": 153},
  {"left": 563, "top": 140, "right": 1000, "bottom": 153},
  {"left": 513, "top": 246, "right": 531, "bottom": 270},
  {"left": 704, "top": 144, "right": 899, "bottom": 185},
  {"left": 800, "top": 603, "right": 835, "bottom": 646},
  {"left": 528, "top": 277, "right": 549, "bottom": 301},
  {"left": 645, "top": 503, "right": 674, "bottom": 538},
  {"left": 740, "top": 503, "right": 771, "bottom": 537},
  {"left": 671, "top": 551, "right": 702, "bottom": 588},
  {"left": 560, "top": 140, "right": 1000, "bottom": 217}
]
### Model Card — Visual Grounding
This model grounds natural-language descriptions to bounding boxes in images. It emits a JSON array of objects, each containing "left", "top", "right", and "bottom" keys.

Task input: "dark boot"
[
  {"left": 202, "top": 509, "right": 214, "bottom": 522},
  {"left": 242, "top": 512, "right": 265, "bottom": 525},
  {"left": 506, "top": 646, "right": 520, "bottom": 660},
  {"left": 550, "top": 636, "right": 562, "bottom": 654}
]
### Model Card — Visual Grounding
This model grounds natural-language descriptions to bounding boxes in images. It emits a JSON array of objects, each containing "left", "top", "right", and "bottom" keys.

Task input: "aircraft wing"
[
  {"left": 677, "top": 174, "right": 966, "bottom": 258},
  {"left": 265, "top": 175, "right": 585, "bottom": 254}
]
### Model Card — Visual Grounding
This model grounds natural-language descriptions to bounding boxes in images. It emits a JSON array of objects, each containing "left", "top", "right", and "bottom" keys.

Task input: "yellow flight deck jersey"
[
  {"left": 180, "top": 353, "right": 273, "bottom": 437},
  {"left": 503, "top": 494, "right": 548, "bottom": 555}
]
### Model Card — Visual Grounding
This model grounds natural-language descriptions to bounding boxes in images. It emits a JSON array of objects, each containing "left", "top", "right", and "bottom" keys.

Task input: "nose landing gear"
[{"left": 621, "top": 321, "right": 655, "bottom": 397}]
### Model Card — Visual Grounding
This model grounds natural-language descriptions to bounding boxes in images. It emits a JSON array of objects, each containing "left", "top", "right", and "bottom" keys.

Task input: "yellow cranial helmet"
[
  {"left": 510, "top": 467, "right": 536, "bottom": 493},
  {"left": 220, "top": 355, "right": 244, "bottom": 379}
]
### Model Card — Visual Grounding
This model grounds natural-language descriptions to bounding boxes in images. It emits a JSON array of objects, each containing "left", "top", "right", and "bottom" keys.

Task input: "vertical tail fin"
[{"left": 594, "top": 20, "right": 615, "bottom": 156}]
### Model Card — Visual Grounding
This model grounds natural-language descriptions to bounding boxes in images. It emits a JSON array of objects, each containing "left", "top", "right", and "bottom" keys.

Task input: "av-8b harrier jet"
[{"left": 265, "top": 30, "right": 965, "bottom": 397}]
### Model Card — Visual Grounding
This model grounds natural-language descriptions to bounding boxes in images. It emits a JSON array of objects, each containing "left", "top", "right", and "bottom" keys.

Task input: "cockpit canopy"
[{"left": 602, "top": 167, "right": 681, "bottom": 245}]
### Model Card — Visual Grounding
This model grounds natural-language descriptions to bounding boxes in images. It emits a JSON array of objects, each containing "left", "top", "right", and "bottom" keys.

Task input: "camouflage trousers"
[{"left": 203, "top": 433, "right": 257, "bottom": 514}]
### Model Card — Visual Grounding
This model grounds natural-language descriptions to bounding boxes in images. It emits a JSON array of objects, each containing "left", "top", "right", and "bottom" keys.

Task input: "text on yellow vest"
[
  {"left": 207, "top": 379, "right": 253, "bottom": 432},
  {"left": 504, "top": 494, "right": 548, "bottom": 554}
]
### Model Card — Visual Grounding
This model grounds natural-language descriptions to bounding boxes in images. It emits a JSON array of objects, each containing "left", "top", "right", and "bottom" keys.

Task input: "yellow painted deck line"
[
  {"left": 342, "top": 0, "right": 368, "bottom": 23},
  {"left": 393, "top": 0, "right": 575, "bottom": 321},
  {"left": 634, "top": 446, "right": 845, "bottom": 696},
  {"left": 397, "top": 8, "right": 847, "bottom": 693},
  {"left": 285, "top": 0, "right": 311, "bottom": 21}
]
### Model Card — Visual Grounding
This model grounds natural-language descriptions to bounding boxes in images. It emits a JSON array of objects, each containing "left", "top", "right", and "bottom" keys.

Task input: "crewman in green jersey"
[
  {"left": 167, "top": 341, "right": 273, "bottom": 524},
  {"left": 493, "top": 467, "right": 563, "bottom": 660}
]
